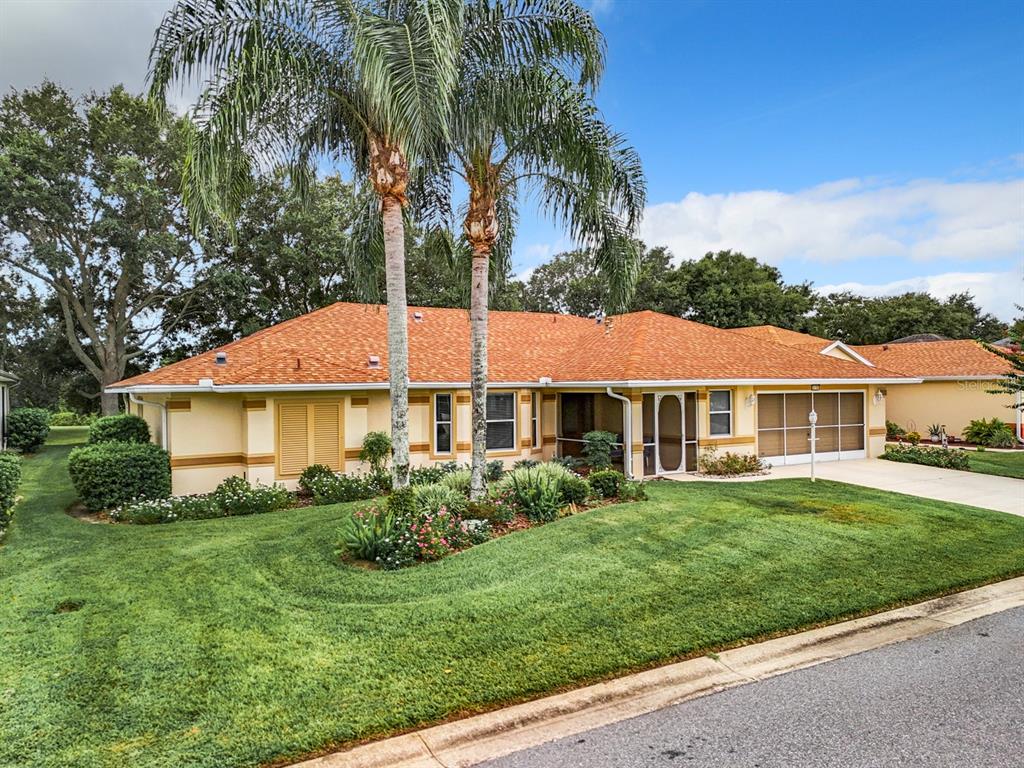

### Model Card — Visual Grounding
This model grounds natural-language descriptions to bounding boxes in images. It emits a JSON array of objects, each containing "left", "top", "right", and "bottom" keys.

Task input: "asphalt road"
[{"left": 482, "top": 606, "right": 1024, "bottom": 768}]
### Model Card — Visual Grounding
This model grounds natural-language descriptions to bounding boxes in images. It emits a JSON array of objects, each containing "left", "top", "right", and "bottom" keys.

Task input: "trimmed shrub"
[
  {"left": 698, "top": 447, "right": 768, "bottom": 476},
  {"left": 68, "top": 442, "right": 171, "bottom": 512},
  {"left": 6, "top": 408, "right": 51, "bottom": 453},
  {"left": 582, "top": 430, "right": 617, "bottom": 470},
  {"left": 213, "top": 476, "right": 291, "bottom": 516},
  {"left": 964, "top": 418, "right": 1016, "bottom": 448},
  {"left": 588, "top": 469, "right": 624, "bottom": 499},
  {"left": 49, "top": 411, "right": 95, "bottom": 427},
  {"left": 89, "top": 414, "right": 150, "bottom": 445},
  {"left": 486, "top": 459, "right": 505, "bottom": 482},
  {"left": 0, "top": 451, "right": 22, "bottom": 534},
  {"left": 559, "top": 472, "right": 590, "bottom": 505},
  {"left": 409, "top": 463, "right": 456, "bottom": 486},
  {"left": 881, "top": 444, "right": 971, "bottom": 471},
  {"left": 466, "top": 499, "right": 515, "bottom": 525},
  {"left": 305, "top": 472, "right": 377, "bottom": 505},
  {"left": 885, "top": 420, "right": 906, "bottom": 440},
  {"left": 111, "top": 494, "right": 224, "bottom": 524},
  {"left": 359, "top": 431, "right": 392, "bottom": 473},
  {"left": 905, "top": 431, "right": 921, "bottom": 446},
  {"left": 298, "top": 464, "right": 335, "bottom": 496}
]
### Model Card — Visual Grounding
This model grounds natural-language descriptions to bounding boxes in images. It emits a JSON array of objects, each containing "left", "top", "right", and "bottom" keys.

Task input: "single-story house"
[
  {"left": 730, "top": 326, "right": 1021, "bottom": 441},
  {"left": 108, "top": 304, "right": 916, "bottom": 495},
  {"left": 0, "top": 369, "right": 16, "bottom": 451}
]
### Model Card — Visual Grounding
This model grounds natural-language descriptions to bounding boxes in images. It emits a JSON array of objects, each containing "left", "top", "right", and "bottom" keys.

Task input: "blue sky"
[{"left": 3, "top": 0, "right": 1022, "bottom": 318}]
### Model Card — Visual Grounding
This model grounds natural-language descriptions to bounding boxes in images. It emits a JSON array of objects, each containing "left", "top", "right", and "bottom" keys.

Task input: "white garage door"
[{"left": 757, "top": 392, "right": 866, "bottom": 465}]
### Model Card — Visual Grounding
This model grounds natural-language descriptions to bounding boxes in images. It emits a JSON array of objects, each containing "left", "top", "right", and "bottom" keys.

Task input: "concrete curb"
[{"left": 292, "top": 576, "right": 1024, "bottom": 768}]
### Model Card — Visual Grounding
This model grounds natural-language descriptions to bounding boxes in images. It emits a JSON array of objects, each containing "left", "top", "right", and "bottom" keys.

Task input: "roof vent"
[
  {"left": 215, "top": 351, "right": 227, "bottom": 366},
  {"left": 368, "top": 355, "right": 381, "bottom": 369},
  {"left": 882, "top": 344, "right": 889, "bottom": 351},
  {"left": 412, "top": 311, "right": 424, "bottom": 323}
]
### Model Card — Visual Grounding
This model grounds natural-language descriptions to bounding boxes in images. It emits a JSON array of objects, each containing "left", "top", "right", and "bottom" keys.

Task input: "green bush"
[
  {"left": 559, "top": 472, "right": 590, "bottom": 505},
  {"left": 49, "top": 411, "right": 95, "bottom": 427},
  {"left": 698, "top": 447, "right": 767, "bottom": 476},
  {"left": 6, "top": 408, "right": 51, "bottom": 453},
  {"left": 305, "top": 472, "right": 377, "bottom": 505},
  {"left": 68, "top": 442, "right": 171, "bottom": 512},
  {"left": 359, "top": 431, "right": 392, "bottom": 474},
  {"left": 500, "top": 466, "right": 562, "bottom": 522},
  {"left": 486, "top": 459, "right": 506, "bottom": 482},
  {"left": 582, "top": 430, "right": 617, "bottom": 470},
  {"left": 439, "top": 468, "right": 472, "bottom": 497},
  {"left": 89, "top": 414, "right": 150, "bottom": 444},
  {"left": 905, "top": 431, "right": 921, "bottom": 446},
  {"left": 0, "top": 451, "right": 22, "bottom": 534},
  {"left": 298, "top": 464, "right": 335, "bottom": 496},
  {"left": 885, "top": 420, "right": 906, "bottom": 439},
  {"left": 550, "top": 454, "right": 582, "bottom": 471},
  {"left": 618, "top": 480, "right": 648, "bottom": 502},
  {"left": 110, "top": 495, "right": 223, "bottom": 524},
  {"left": 213, "top": 476, "right": 291, "bottom": 516},
  {"left": 465, "top": 499, "right": 514, "bottom": 525},
  {"left": 881, "top": 444, "right": 971, "bottom": 471},
  {"left": 495, "top": 462, "right": 590, "bottom": 510},
  {"left": 963, "top": 418, "right": 1016, "bottom": 448},
  {"left": 588, "top": 469, "right": 624, "bottom": 499},
  {"left": 409, "top": 463, "right": 457, "bottom": 486},
  {"left": 340, "top": 503, "right": 400, "bottom": 564},
  {"left": 414, "top": 483, "right": 468, "bottom": 518},
  {"left": 513, "top": 458, "right": 539, "bottom": 470}
]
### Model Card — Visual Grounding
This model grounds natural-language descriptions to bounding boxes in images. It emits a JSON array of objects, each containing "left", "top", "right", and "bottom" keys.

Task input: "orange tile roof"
[
  {"left": 854, "top": 340, "right": 1015, "bottom": 378},
  {"left": 110, "top": 303, "right": 912, "bottom": 390},
  {"left": 727, "top": 325, "right": 834, "bottom": 353}
]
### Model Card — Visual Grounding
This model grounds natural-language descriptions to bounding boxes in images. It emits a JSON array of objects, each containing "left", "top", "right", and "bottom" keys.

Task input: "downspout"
[
  {"left": 1017, "top": 391, "right": 1023, "bottom": 445},
  {"left": 129, "top": 393, "right": 168, "bottom": 451},
  {"left": 606, "top": 387, "right": 632, "bottom": 479}
]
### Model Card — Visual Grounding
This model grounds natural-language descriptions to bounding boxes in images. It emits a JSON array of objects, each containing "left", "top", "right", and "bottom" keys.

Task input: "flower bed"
[
  {"left": 880, "top": 443, "right": 971, "bottom": 471},
  {"left": 338, "top": 462, "right": 648, "bottom": 570}
]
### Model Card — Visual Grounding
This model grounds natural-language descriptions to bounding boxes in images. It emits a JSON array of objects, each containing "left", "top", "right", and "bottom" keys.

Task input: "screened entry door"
[
  {"left": 757, "top": 391, "right": 866, "bottom": 465},
  {"left": 643, "top": 393, "right": 698, "bottom": 475}
]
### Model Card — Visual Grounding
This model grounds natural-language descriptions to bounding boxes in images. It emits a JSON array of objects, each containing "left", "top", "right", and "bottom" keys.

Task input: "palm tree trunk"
[
  {"left": 469, "top": 248, "right": 490, "bottom": 500},
  {"left": 382, "top": 196, "right": 410, "bottom": 488}
]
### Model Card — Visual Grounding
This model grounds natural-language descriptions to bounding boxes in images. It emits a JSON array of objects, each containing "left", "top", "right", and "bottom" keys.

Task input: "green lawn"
[
  {"left": 2, "top": 434, "right": 1023, "bottom": 768},
  {"left": 968, "top": 449, "right": 1024, "bottom": 480}
]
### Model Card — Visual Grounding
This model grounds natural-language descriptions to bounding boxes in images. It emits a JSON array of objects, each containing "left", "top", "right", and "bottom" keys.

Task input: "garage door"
[{"left": 757, "top": 392, "right": 865, "bottom": 465}]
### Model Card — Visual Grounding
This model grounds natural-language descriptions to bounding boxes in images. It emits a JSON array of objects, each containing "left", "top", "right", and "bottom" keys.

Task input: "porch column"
[{"left": 629, "top": 391, "right": 644, "bottom": 478}]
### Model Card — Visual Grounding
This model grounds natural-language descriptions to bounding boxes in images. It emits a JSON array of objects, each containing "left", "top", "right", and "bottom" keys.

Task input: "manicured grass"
[
  {"left": 968, "top": 450, "right": 1024, "bottom": 480},
  {"left": 2, "top": 435, "right": 1023, "bottom": 768}
]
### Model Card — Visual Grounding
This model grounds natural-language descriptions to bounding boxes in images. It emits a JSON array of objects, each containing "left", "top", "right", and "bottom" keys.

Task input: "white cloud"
[
  {"left": 639, "top": 176, "right": 1024, "bottom": 265},
  {"left": 818, "top": 270, "right": 1023, "bottom": 321}
]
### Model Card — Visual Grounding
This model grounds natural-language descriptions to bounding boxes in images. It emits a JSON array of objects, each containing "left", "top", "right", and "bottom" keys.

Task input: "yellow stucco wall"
[{"left": 883, "top": 380, "right": 1017, "bottom": 439}]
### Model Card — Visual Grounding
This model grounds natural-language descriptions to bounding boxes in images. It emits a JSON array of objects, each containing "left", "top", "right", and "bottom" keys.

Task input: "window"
[
  {"left": 531, "top": 393, "right": 540, "bottom": 449},
  {"left": 434, "top": 393, "right": 453, "bottom": 454},
  {"left": 709, "top": 390, "right": 732, "bottom": 436},
  {"left": 486, "top": 392, "right": 516, "bottom": 451}
]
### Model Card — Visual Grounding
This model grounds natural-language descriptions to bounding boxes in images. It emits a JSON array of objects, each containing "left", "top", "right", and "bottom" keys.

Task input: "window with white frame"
[
  {"left": 709, "top": 390, "right": 732, "bottom": 436},
  {"left": 531, "top": 393, "right": 540, "bottom": 448},
  {"left": 434, "top": 393, "right": 453, "bottom": 454},
  {"left": 486, "top": 392, "right": 516, "bottom": 451}
]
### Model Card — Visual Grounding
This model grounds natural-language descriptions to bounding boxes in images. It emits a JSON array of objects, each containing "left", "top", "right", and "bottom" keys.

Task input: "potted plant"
[{"left": 928, "top": 424, "right": 943, "bottom": 443}]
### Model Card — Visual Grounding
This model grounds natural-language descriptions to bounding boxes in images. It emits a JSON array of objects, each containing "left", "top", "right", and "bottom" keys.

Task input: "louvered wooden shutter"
[
  {"left": 313, "top": 403, "right": 341, "bottom": 470},
  {"left": 279, "top": 403, "right": 309, "bottom": 476}
]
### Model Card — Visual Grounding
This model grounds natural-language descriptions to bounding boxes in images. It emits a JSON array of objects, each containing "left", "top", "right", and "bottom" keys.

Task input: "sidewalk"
[
  {"left": 290, "top": 576, "right": 1024, "bottom": 768},
  {"left": 672, "top": 458, "right": 1024, "bottom": 517}
]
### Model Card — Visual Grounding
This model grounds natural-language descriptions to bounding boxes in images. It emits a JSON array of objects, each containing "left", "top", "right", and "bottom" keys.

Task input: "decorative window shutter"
[
  {"left": 279, "top": 403, "right": 309, "bottom": 475},
  {"left": 313, "top": 403, "right": 341, "bottom": 470}
]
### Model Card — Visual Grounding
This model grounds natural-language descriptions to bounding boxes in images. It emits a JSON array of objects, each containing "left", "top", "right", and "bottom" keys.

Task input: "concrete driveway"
[{"left": 675, "top": 458, "right": 1023, "bottom": 517}]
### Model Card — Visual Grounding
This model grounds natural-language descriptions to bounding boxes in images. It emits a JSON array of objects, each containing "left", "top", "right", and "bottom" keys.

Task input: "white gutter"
[
  {"left": 129, "top": 394, "right": 168, "bottom": 451},
  {"left": 605, "top": 387, "right": 633, "bottom": 480},
  {"left": 107, "top": 376, "right": 922, "bottom": 395}
]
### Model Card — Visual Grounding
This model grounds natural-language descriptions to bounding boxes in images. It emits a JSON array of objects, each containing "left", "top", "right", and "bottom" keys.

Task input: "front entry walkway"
[{"left": 673, "top": 459, "right": 1023, "bottom": 517}]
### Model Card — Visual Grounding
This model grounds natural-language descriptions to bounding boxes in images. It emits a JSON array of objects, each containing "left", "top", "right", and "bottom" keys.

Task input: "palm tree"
[
  {"left": 147, "top": 0, "right": 464, "bottom": 488},
  {"left": 447, "top": 2, "right": 646, "bottom": 498}
]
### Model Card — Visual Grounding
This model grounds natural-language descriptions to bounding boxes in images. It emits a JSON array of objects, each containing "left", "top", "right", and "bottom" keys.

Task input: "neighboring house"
[
  {"left": 108, "top": 304, "right": 913, "bottom": 495},
  {"left": 854, "top": 340, "right": 1019, "bottom": 440},
  {"left": 0, "top": 370, "right": 15, "bottom": 451},
  {"left": 730, "top": 326, "right": 1021, "bottom": 442}
]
